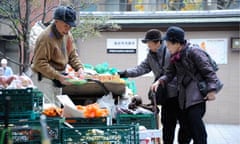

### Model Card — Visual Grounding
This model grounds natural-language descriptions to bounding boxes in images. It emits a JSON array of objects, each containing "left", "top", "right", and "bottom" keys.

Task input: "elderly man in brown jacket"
[{"left": 31, "top": 6, "right": 84, "bottom": 106}]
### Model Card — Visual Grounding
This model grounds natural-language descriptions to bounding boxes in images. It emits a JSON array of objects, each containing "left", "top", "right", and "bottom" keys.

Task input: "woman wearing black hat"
[
  {"left": 31, "top": 6, "right": 84, "bottom": 107},
  {"left": 118, "top": 29, "right": 191, "bottom": 144},
  {"left": 152, "top": 26, "right": 222, "bottom": 144}
]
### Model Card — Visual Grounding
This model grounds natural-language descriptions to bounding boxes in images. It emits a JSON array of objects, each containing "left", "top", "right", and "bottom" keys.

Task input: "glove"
[{"left": 117, "top": 70, "right": 127, "bottom": 78}]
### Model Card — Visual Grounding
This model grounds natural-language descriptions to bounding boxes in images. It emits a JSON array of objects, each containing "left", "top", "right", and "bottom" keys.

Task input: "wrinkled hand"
[
  {"left": 77, "top": 68, "right": 85, "bottom": 79},
  {"left": 151, "top": 79, "right": 165, "bottom": 92},
  {"left": 118, "top": 70, "right": 127, "bottom": 78},
  {"left": 204, "top": 91, "right": 216, "bottom": 101},
  {"left": 59, "top": 75, "right": 72, "bottom": 86}
]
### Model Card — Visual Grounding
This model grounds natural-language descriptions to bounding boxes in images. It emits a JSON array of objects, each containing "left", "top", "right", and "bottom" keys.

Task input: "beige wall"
[{"left": 77, "top": 30, "right": 240, "bottom": 124}]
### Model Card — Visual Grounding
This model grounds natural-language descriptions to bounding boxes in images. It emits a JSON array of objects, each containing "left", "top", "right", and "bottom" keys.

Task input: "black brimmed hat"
[
  {"left": 163, "top": 26, "right": 185, "bottom": 43},
  {"left": 54, "top": 6, "right": 77, "bottom": 27},
  {"left": 142, "top": 29, "right": 162, "bottom": 43}
]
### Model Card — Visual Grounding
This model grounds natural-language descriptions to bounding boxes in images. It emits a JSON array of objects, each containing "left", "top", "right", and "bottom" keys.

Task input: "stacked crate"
[
  {"left": 0, "top": 88, "right": 64, "bottom": 144},
  {"left": 62, "top": 116, "right": 139, "bottom": 144},
  {"left": 116, "top": 114, "right": 157, "bottom": 129},
  {"left": 0, "top": 88, "right": 43, "bottom": 120},
  {"left": 0, "top": 88, "right": 140, "bottom": 143},
  {"left": 61, "top": 124, "right": 139, "bottom": 144},
  {"left": 116, "top": 114, "right": 162, "bottom": 144},
  {"left": 64, "top": 117, "right": 107, "bottom": 127},
  {"left": 0, "top": 118, "right": 63, "bottom": 144}
]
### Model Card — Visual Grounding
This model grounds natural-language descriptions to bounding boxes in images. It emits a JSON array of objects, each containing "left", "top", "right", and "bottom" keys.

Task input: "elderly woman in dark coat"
[{"left": 152, "top": 26, "right": 221, "bottom": 144}]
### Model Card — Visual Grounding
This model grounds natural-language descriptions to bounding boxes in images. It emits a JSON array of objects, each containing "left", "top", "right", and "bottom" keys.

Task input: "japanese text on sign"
[{"left": 107, "top": 39, "right": 137, "bottom": 49}]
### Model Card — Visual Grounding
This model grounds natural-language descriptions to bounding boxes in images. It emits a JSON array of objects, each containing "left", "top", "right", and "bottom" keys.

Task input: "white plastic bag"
[
  {"left": 97, "top": 92, "right": 116, "bottom": 118},
  {"left": 56, "top": 95, "right": 84, "bottom": 118}
]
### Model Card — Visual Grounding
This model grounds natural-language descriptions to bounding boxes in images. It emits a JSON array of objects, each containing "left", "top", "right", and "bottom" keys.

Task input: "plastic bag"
[
  {"left": 96, "top": 93, "right": 116, "bottom": 118},
  {"left": 7, "top": 74, "right": 35, "bottom": 89}
]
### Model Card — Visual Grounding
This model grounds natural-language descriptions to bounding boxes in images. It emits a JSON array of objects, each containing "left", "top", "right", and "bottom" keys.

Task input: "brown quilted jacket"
[{"left": 31, "top": 24, "right": 83, "bottom": 80}]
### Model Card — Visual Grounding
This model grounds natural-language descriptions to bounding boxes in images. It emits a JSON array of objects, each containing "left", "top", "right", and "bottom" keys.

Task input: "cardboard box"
[{"left": 139, "top": 129, "right": 162, "bottom": 144}]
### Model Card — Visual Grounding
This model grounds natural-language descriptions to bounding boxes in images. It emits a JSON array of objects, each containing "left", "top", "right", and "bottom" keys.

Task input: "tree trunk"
[
  {"left": 23, "top": 0, "right": 31, "bottom": 73},
  {"left": 17, "top": 37, "right": 23, "bottom": 75}
]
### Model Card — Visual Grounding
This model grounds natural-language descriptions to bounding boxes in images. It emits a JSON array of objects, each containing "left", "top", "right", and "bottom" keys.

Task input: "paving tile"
[{"left": 173, "top": 124, "right": 240, "bottom": 144}]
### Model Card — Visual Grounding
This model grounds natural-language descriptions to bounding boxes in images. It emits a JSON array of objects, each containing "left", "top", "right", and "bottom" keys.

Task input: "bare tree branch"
[
  {"left": 30, "top": 6, "right": 56, "bottom": 24},
  {"left": 41, "top": 0, "right": 47, "bottom": 23},
  {"left": 0, "top": 0, "right": 120, "bottom": 73}
]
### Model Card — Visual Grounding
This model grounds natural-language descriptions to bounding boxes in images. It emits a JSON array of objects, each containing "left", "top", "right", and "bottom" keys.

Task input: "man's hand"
[
  {"left": 118, "top": 70, "right": 127, "bottom": 78},
  {"left": 204, "top": 91, "right": 216, "bottom": 101},
  {"left": 77, "top": 67, "right": 85, "bottom": 79},
  {"left": 59, "top": 75, "right": 72, "bottom": 86}
]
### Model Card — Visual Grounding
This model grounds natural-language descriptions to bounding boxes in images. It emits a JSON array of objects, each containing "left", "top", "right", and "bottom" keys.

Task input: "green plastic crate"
[
  {"left": 116, "top": 114, "right": 157, "bottom": 129},
  {"left": 0, "top": 88, "right": 43, "bottom": 120},
  {"left": 64, "top": 117, "right": 107, "bottom": 127},
  {"left": 61, "top": 124, "right": 139, "bottom": 144},
  {"left": 0, "top": 118, "right": 64, "bottom": 144}
]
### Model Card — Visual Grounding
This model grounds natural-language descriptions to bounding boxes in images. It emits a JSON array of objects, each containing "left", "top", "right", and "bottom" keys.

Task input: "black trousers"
[
  {"left": 181, "top": 102, "right": 207, "bottom": 144},
  {"left": 161, "top": 97, "right": 191, "bottom": 144}
]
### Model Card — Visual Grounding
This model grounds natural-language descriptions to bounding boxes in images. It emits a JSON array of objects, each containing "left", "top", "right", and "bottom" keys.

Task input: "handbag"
[
  {"left": 182, "top": 45, "right": 223, "bottom": 96},
  {"left": 197, "top": 79, "right": 223, "bottom": 96},
  {"left": 185, "top": 70, "right": 223, "bottom": 96}
]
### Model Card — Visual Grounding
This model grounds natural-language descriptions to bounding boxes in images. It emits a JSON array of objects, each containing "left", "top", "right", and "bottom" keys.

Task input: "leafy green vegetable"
[{"left": 67, "top": 79, "right": 88, "bottom": 85}]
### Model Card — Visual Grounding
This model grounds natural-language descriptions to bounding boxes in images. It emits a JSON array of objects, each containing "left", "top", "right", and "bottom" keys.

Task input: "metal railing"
[{"left": 81, "top": 0, "right": 240, "bottom": 12}]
